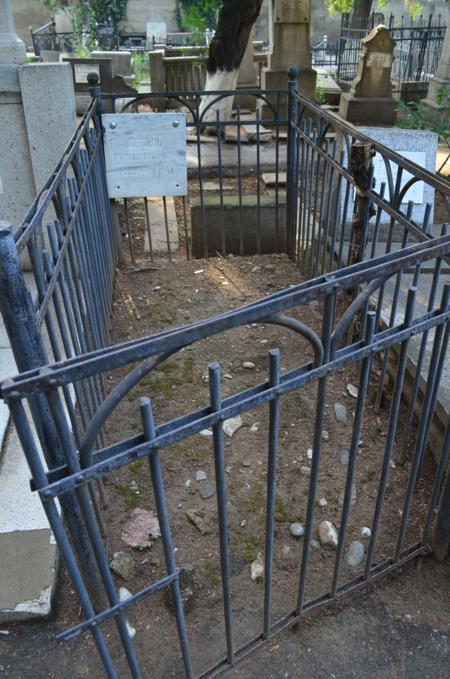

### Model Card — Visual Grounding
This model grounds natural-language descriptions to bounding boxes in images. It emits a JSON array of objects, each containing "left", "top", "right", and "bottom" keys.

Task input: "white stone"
[
  {"left": 290, "top": 522, "right": 305, "bottom": 538},
  {"left": 318, "top": 520, "right": 338, "bottom": 549},
  {"left": 223, "top": 415, "right": 242, "bottom": 438},
  {"left": 307, "top": 448, "right": 313, "bottom": 460},
  {"left": 346, "top": 540, "right": 365, "bottom": 567},
  {"left": 250, "top": 422, "right": 260, "bottom": 432},
  {"left": 119, "top": 587, "right": 132, "bottom": 602},
  {"left": 361, "top": 527, "right": 371, "bottom": 539},
  {"left": 318, "top": 497, "right": 328, "bottom": 507},
  {"left": 346, "top": 383, "right": 358, "bottom": 398},
  {"left": 200, "top": 429, "right": 213, "bottom": 438},
  {"left": 250, "top": 554, "right": 264, "bottom": 582},
  {"left": 242, "top": 361, "right": 256, "bottom": 370}
]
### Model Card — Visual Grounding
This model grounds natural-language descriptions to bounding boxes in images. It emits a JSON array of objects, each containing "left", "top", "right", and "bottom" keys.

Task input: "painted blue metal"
[{"left": 0, "top": 73, "right": 449, "bottom": 678}]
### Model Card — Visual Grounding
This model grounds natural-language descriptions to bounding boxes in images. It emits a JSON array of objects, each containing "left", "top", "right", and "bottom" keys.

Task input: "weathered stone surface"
[
  {"left": 110, "top": 551, "right": 135, "bottom": 581},
  {"left": 318, "top": 520, "right": 338, "bottom": 549},
  {"left": 229, "top": 554, "right": 245, "bottom": 576},
  {"left": 242, "top": 361, "right": 256, "bottom": 370},
  {"left": 347, "top": 383, "right": 358, "bottom": 399},
  {"left": 334, "top": 403, "right": 348, "bottom": 424},
  {"left": 339, "top": 449, "right": 350, "bottom": 465},
  {"left": 339, "top": 25, "right": 396, "bottom": 125},
  {"left": 195, "top": 470, "right": 207, "bottom": 482},
  {"left": 346, "top": 540, "right": 365, "bottom": 567},
  {"left": 199, "top": 484, "right": 216, "bottom": 500},
  {"left": 186, "top": 509, "right": 209, "bottom": 534}
]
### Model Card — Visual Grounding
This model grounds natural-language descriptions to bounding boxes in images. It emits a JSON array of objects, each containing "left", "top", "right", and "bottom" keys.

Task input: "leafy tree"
[{"left": 176, "top": 0, "right": 221, "bottom": 32}]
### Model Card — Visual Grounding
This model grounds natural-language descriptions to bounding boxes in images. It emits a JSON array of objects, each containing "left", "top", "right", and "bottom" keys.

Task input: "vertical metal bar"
[
  {"left": 263, "top": 349, "right": 281, "bottom": 639},
  {"left": 7, "top": 397, "right": 118, "bottom": 679},
  {"left": 123, "top": 198, "right": 136, "bottom": 264},
  {"left": 45, "top": 385, "right": 142, "bottom": 678},
  {"left": 162, "top": 195, "right": 172, "bottom": 261},
  {"left": 296, "top": 293, "right": 333, "bottom": 613},
  {"left": 399, "top": 224, "right": 447, "bottom": 461},
  {"left": 139, "top": 398, "right": 193, "bottom": 678},
  {"left": 395, "top": 284, "right": 450, "bottom": 561},
  {"left": 365, "top": 288, "right": 416, "bottom": 577},
  {"left": 236, "top": 106, "right": 244, "bottom": 257},
  {"left": 182, "top": 196, "right": 190, "bottom": 260},
  {"left": 256, "top": 108, "right": 262, "bottom": 255},
  {"left": 216, "top": 109, "right": 226, "bottom": 257},
  {"left": 331, "top": 312, "right": 376, "bottom": 595},
  {"left": 209, "top": 363, "right": 234, "bottom": 664},
  {"left": 144, "top": 197, "right": 154, "bottom": 262},
  {"left": 423, "top": 416, "right": 450, "bottom": 547}
]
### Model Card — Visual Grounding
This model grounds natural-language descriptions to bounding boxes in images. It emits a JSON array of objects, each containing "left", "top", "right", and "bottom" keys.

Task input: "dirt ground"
[{"left": 1, "top": 252, "right": 448, "bottom": 678}]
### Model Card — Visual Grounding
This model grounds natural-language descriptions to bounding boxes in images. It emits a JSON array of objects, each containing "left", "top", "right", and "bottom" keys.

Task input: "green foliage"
[
  {"left": 133, "top": 51, "right": 149, "bottom": 86},
  {"left": 314, "top": 84, "right": 327, "bottom": 104},
  {"left": 326, "top": 0, "right": 422, "bottom": 18},
  {"left": 176, "top": 0, "right": 220, "bottom": 33},
  {"left": 396, "top": 86, "right": 450, "bottom": 177},
  {"left": 90, "top": 0, "right": 128, "bottom": 30}
]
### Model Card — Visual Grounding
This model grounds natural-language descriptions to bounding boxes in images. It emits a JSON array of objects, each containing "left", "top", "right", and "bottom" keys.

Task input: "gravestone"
[
  {"left": 0, "top": 2, "right": 76, "bottom": 232},
  {"left": 91, "top": 50, "right": 134, "bottom": 84},
  {"left": 338, "top": 128, "right": 438, "bottom": 239},
  {"left": 422, "top": 22, "right": 450, "bottom": 118},
  {"left": 339, "top": 25, "right": 396, "bottom": 125},
  {"left": 259, "top": 0, "right": 317, "bottom": 119},
  {"left": 146, "top": 21, "right": 167, "bottom": 49}
]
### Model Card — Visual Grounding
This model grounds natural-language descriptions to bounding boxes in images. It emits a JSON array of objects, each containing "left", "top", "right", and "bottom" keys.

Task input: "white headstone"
[{"left": 146, "top": 21, "right": 167, "bottom": 47}]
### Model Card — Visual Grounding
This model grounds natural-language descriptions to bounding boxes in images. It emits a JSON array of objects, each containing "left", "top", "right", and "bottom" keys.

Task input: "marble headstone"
[{"left": 340, "top": 127, "right": 438, "bottom": 233}]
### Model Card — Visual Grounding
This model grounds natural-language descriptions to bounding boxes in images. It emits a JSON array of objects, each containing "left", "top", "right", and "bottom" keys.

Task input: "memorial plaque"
[
  {"left": 74, "top": 63, "right": 100, "bottom": 84},
  {"left": 103, "top": 113, "right": 187, "bottom": 199}
]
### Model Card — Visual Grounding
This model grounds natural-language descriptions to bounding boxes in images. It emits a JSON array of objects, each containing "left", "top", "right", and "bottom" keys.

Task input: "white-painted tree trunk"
[{"left": 199, "top": 68, "right": 239, "bottom": 123}]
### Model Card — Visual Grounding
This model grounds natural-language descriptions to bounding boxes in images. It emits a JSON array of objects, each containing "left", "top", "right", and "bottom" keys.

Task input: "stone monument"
[
  {"left": 422, "top": 22, "right": 450, "bottom": 119},
  {"left": 0, "top": 0, "right": 77, "bottom": 231},
  {"left": 339, "top": 25, "right": 396, "bottom": 125},
  {"left": 260, "top": 0, "right": 317, "bottom": 118}
]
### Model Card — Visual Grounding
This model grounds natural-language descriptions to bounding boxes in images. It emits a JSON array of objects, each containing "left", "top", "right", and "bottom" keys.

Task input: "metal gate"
[{"left": 1, "top": 75, "right": 450, "bottom": 677}]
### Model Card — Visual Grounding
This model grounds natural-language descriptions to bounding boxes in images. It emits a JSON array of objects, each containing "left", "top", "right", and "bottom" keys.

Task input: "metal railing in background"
[{"left": 336, "top": 12, "right": 447, "bottom": 95}]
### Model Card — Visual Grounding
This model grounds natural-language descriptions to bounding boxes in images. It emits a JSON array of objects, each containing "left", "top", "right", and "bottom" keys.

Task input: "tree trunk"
[
  {"left": 349, "top": 0, "right": 373, "bottom": 29},
  {"left": 199, "top": 0, "right": 263, "bottom": 124}
]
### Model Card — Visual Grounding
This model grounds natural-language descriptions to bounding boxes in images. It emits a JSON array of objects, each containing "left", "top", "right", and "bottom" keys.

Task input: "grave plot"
[{"left": 50, "top": 254, "right": 435, "bottom": 677}]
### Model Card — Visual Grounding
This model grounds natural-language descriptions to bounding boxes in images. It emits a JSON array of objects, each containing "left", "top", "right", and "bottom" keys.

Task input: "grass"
[{"left": 116, "top": 481, "right": 140, "bottom": 510}]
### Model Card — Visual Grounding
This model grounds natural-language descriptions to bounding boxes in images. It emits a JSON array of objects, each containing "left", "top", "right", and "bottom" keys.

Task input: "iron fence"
[
  {"left": 2, "top": 235, "right": 450, "bottom": 677},
  {"left": 336, "top": 12, "right": 447, "bottom": 95},
  {"left": 0, "top": 73, "right": 450, "bottom": 677},
  {"left": 100, "top": 83, "right": 289, "bottom": 262},
  {"left": 0, "top": 94, "right": 117, "bottom": 596}
]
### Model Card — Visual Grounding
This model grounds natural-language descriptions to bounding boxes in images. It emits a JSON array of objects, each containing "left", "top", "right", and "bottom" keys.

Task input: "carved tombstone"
[{"left": 339, "top": 25, "right": 396, "bottom": 125}]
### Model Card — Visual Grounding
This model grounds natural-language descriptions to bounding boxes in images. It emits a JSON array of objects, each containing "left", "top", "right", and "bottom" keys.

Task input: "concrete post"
[
  {"left": 149, "top": 49, "right": 166, "bottom": 111},
  {"left": 260, "top": 0, "right": 317, "bottom": 119}
]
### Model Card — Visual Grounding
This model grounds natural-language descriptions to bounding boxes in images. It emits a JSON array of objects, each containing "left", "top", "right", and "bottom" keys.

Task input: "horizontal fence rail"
[{"left": 2, "top": 235, "right": 450, "bottom": 677}]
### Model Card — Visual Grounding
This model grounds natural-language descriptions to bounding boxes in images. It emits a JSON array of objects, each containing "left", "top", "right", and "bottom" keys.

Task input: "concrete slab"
[
  {"left": 262, "top": 171, "right": 287, "bottom": 186},
  {"left": 0, "top": 424, "right": 58, "bottom": 621},
  {"left": 143, "top": 196, "right": 179, "bottom": 254}
]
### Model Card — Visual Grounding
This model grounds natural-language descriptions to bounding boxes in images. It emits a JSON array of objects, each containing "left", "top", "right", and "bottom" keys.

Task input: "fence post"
[
  {"left": 286, "top": 66, "right": 299, "bottom": 261},
  {"left": 0, "top": 223, "right": 106, "bottom": 610}
]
